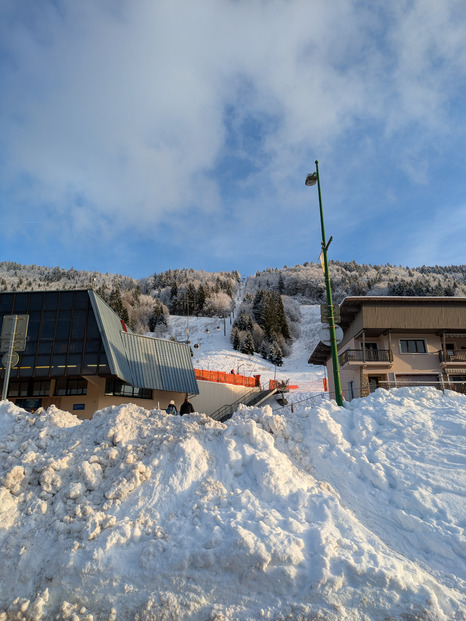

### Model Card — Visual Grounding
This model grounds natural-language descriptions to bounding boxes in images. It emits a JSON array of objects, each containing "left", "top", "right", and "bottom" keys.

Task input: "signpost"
[
  {"left": 319, "top": 323, "right": 344, "bottom": 347},
  {"left": 1, "top": 315, "right": 29, "bottom": 401},
  {"left": 320, "top": 304, "right": 341, "bottom": 324}
]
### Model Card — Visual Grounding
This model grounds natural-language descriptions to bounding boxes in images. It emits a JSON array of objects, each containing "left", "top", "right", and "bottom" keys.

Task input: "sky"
[
  {"left": 1, "top": 0, "right": 466, "bottom": 280},
  {"left": 1, "top": 308, "right": 465, "bottom": 618}
]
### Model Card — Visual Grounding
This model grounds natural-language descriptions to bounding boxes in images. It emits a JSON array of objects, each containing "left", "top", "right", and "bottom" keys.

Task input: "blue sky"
[{"left": 1, "top": 0, "right": 466, "bottom": 279}]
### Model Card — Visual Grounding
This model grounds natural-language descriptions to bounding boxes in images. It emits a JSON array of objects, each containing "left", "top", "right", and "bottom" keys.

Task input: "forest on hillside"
[{"left": 1, "top": 260, "right": 466, "bottom": 361}]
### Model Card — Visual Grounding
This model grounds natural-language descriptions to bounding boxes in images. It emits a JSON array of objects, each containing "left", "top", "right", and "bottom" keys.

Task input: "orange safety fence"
[
  {"left": 268, "top": 380, "right": 300, "bottom": 390},
  {"left": 195, "top": 369, "right": 260, "bottom": 388}
]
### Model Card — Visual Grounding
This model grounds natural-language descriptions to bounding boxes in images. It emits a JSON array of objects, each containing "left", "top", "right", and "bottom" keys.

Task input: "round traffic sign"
[
  {"left": 319, "top": 323, "right": 343, "bottom": 346},
  {"left": 2, "top": 351, "right": 19, "bottom": 368}
]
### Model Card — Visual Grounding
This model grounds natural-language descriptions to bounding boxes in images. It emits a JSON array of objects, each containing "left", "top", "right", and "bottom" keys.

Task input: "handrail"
[
  {"left": 210, "top": 386, "right": 276, "bottom": 422},
  {"left": 438, "top": 349, "right": 466, "bottom": 363}
]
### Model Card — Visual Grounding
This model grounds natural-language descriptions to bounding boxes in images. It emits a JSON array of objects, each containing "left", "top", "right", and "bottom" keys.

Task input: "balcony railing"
[
  {"left": 438, "top": 349, "right": 466, "bottom": 363},
  {"left": 343, "top": 380, "right": 466, "bottom": 400},
  {"left": 339, "top": 349, "right": 393, "bottom": 366}
]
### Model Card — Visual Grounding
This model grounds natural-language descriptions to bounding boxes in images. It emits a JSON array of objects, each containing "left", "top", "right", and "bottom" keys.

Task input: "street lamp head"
[{"left": 305, "top": 172, "right": 317, "bottom": 187}]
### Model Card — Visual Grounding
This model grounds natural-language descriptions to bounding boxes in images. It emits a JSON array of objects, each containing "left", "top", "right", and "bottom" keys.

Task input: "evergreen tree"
[
  {"left": 234, "top": 312, "right": 254, "bottom": 332},
  {"left": 241, "top": 332, "right": 255, "bottom": 355},
  {"left": 169, "top": 281, "right": 180, "bottom": 314},
  {"left": 260, "top": 340, "right": 269, "bottom": 360},
  {"left": 186, "top": 282, "right": 196, "bottom": 314},
  {"left": 149, "top": 301, "right": 167, "bottom": 331},
  {"left": 273, "top": 292, "right": 290, "bottom": 340},
  {"left": 108, "top": 286, "right": 129, "bottom": 323},
  {"left": 269, "top": 339, "right": 283, "bottom": 366},
  {"left": 278, "top": 272, "right": 285, "bottom": 294},
  {"left": 231, "top": 327, "right": 241, "bottom": 351},
  {"left": 196, "top": 284, "right": 206, "bottom": 314}
]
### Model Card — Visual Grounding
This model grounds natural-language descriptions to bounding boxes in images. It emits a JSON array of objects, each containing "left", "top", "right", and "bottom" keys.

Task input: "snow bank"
[{"left": 0, "top": 389, "right": 465, "bottom": 620}]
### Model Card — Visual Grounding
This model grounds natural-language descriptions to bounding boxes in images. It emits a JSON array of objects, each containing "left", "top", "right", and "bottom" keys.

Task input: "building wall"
[
  {"left": 9, "top": 375, "right": 191, "bottom": 420},
  {"left": 330, "top": 332, "right": 446, "bottom": 401},
  {"left": 191, "top": 380, "right": 259, "bottom": 417}
]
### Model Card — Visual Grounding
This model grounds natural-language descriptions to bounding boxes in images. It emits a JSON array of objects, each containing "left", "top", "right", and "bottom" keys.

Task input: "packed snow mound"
[{"left": 0, "top": 389, "right": 465, "bottom": 620}]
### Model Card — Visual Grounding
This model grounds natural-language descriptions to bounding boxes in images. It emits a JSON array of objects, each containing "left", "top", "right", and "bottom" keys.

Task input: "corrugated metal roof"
[
  {"left": 89, "top": 291, "right": 134, "bottom": 382},
  {"left": 89, "top": 290, "right": 198, "bottom": 394},
  {"left": 121, "top": 332, "right": 198, "bottom": 394},
  {"left": 154, "top": 337, "right": 199, "bottom": 394}
]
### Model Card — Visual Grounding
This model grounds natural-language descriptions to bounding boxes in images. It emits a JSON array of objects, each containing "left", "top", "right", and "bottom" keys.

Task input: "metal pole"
[
  {"left": 315, "top": 160, "right": 344, "bottom": 406},
  {"left": 1, "top": 315, "right": 17, "bottom": 401}
]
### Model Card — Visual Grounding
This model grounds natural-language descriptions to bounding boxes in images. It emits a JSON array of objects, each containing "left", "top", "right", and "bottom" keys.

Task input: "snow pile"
[{"left": 1, "top": 387, "right": 465, "bottom": 620}]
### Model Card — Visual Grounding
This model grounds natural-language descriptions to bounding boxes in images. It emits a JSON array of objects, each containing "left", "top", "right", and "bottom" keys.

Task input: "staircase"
[{"left": 210, "top": 387, "right": 278, "bottom": 422}]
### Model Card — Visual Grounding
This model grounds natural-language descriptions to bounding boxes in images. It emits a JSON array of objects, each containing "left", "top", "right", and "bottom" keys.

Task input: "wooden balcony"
[
  {"left": 438, "top": 349, "right": 466, "bottom": 364},
  {"left": 339, "top": 349, "right": 393, "bottom": 367}
]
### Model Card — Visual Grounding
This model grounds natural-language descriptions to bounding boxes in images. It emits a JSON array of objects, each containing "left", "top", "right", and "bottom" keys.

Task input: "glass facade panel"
[
  {"left": 0, "top": 293, "right": 14, "bottom": 313},
  {"left": 74, "top": 291, "right": 89, "bottom": 309},
  {"left": 53, "top": 341, "right": 69, "bottom": 354},
  {"left": 84, "top": 340, "right": 100, "bottom": 352},
  {"left": 69, "top": 340, "right": 83, "bottom": 353},
  {"left": 98, "top": 352, "right": 109, "bottom": 373},
  {"left": 83, "top": 353, "right": 99, "bottom": 374},
  {"left": 55, "top": 314, "right": 71, "bottom": 341},
  {"left": 1, "top": 291, "right": 106, "bottom": 381},
  {"left": 19, "top": 355, "right": 35, "bottom": 369},
  {"left": 40, "top": 312, "right": 56, "bottom": 339},
  {"left": 52, "top": 354, "right": 67, "bottom": 376},
  {"left": 59, "top": 291, "right": 74, "bottom": 310},
  {"left": 18, "top": 357, "right": 34, "bottom": 377},
  {"left": 44, "top": 292, "right": 58, "bottom": 310},
  {"left": 24, "top": 341, "right": 37, "bottom": 355},
  {"left": 36, "top": 355, "right": 51, "bottom": 377},
  {"left": 86, "top": 314, "right": 100, "bottom": 339},
  {"left": 28, "top": 315, "right": 41, "bottom": 340},
  {"left": 13, "top": 295, "right": 28, "bottom": 313},
  {"left": 71, "top": 311, "right": 86, "bottom": 340},
  {"left": 38, "top": 342, "right": 53, "bottom": 354},
  {"left": 29, "top": 293, "right": 44, "bottom": 311},
  {"left": 67, "top": 353, "right": 82, "bottom": 374}
]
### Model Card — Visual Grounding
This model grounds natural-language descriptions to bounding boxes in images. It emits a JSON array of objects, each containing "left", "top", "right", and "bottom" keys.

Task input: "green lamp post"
[{"left": 305, "top": 160, "right": 344, "bottom": 406}]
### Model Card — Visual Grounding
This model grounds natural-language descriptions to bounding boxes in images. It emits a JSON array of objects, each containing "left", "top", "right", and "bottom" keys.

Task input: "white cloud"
[{"left": 1, "top": 0, "right": 465, "bottom": 271}]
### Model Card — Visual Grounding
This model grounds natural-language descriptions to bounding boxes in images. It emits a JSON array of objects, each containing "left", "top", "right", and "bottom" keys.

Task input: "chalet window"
[{"left": 399, "top": 339, "right": 427, "bottom": 354}]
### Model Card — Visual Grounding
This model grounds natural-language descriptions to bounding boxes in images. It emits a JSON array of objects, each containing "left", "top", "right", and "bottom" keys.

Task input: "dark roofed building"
[{"left": 0, "top": 289, "right": 198, "bottom": 417}]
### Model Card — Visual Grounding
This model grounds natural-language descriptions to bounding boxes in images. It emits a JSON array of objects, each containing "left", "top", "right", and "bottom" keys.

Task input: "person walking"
[
  {"left": 166, "top": 400, "right": 178, "bottom": 415},
  {"left": 180, "top": 395, "right": 195, "bottom": 415}
]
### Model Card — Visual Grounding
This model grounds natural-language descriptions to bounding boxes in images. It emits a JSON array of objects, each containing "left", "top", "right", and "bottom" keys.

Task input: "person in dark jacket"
[
  {"left": 180, "top": 396, "right": 195, "bottom": 415},
  {"left": 166, "top": 400, "right": 178, "bottom": 415}
]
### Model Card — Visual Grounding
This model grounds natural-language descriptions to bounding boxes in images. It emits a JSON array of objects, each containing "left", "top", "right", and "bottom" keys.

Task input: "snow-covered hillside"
[
  {"left": 166, "top": 304, "right": 326, "bottom": 394},
  {"left": 0, "top": 307, "right": 465, "bottom": 620}
]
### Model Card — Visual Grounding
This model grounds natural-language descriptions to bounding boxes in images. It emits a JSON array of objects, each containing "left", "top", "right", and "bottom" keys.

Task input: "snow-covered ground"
[{"left": 1, "top": 307, "right": 465, "bottom": 620}]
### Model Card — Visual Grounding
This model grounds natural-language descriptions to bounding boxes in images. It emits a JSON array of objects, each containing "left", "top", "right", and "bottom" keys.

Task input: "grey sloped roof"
[
  {"left": 122, "top": 332, "right": 199, "bottom": 394},
  {"left": 89, "top": 290, "right": 198, "bottom": 394}
]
